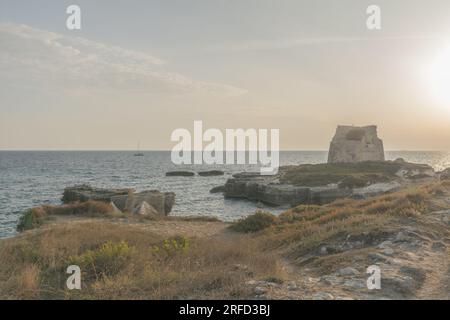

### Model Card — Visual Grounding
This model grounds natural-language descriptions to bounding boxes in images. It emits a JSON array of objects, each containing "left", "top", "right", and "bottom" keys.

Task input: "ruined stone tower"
[{"left": 327, "top": 125, "right": 385, "bottom": 163}]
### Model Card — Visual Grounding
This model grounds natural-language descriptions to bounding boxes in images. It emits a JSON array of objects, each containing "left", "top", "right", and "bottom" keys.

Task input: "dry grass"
[
  {"left": 279, "top": 161, "right": 409, "bottom": 187},
  {"left": 253, "top": 181, "right": 450, "bottom": 259},
  {"left": 16, "top": 201, "right": 222, "bottom": 233},
  {"left": 4, "top": 180, "right": 449, "bottom": 300},
  {"left": 17, "top": 201, "right": 122, "bottom": 231},
  {"left": 42, "top": 201, "right": 113, "bottom": 217},
  {"left": 0, "top": 221, "right": 282, "bottom": 299}
]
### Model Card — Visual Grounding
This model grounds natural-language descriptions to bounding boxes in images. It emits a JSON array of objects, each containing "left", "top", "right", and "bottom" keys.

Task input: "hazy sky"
[{"left": 1, "top": 0, "right": 450, "bottom": 150}]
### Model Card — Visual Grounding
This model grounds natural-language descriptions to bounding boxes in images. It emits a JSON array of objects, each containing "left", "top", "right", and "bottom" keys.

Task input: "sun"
[{"left": 428, "top": 46, "right": 450, "bottom": 107}]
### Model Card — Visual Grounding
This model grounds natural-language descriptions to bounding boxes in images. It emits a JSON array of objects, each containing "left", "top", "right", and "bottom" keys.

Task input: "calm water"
[{"left": 0, "top": 151, "right": 449, "bottom": 238}]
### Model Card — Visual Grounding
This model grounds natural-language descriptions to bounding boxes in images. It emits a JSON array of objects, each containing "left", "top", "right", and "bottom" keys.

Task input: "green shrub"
[
  {"left": 17, "top": 208, "right": 48, "bottom": 231},
  {"left": 69, "top": 241, "right": 136, "bottom": 279},
  {"left": 151, "top": 236, "right": 190, "bottom": 261},
  {"left": 292, "top": 205, "right": 321, "bottom": 214},
  {"left": 229, "top": 212, "right": 278, "bottom": 233}
]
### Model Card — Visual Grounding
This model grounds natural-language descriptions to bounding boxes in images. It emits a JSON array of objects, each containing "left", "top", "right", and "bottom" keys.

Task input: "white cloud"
[{"left": 0, "top": 23, "right": 246, "bottom": 96}]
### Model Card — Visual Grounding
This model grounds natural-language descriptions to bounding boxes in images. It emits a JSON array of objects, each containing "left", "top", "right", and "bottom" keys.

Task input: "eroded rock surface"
[
  {"left": 63, "top": 185, "right": 175, "bottom": 215},
  {"left": 223, "top": 161, "right": 437, "bottom": 207}
]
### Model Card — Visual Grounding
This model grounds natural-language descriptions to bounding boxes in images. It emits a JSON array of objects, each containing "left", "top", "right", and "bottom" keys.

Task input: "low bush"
[
  {"left": 0, "top": 221, "right": 282, "bottom": 299},
  {"left": 17, "top": 207, "right": 48, "bottom": 231},
  {"left": 69, "top": 241, "right": 136, "bottom": 279},
  {"left": 230, "top": 211, "right": 278, "bottom": 233}
]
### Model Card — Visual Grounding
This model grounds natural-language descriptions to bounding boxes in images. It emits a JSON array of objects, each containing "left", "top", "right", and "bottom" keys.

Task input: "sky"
[{"left": 1, "top": 0, "right": 450, "bottom": 150}]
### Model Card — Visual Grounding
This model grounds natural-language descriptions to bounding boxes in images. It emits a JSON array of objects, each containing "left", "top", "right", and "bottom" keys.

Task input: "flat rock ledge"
[
  {"left": 166, "top": 171, "right": 195, "bottom": 177},
  {"left": 62, "top": 185, "right": 175, "bottom": 215},
  {"left": 224, "top": 173, "right": 356, "bottom": 206},
  {"left": 224, "top": 161, "right": 439, "bottom": 207}
]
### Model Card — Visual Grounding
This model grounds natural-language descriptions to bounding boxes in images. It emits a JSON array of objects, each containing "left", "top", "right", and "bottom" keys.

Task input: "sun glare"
[{"left": 428, "top": 46, "right": 450, "bottom": 108}]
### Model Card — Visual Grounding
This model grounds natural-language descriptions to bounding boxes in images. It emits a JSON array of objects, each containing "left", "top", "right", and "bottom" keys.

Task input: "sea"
[{"left": 0, "top": 151, "right": 449, "bottom": 239}]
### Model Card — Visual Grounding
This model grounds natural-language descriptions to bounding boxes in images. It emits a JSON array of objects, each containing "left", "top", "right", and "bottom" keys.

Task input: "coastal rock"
[
  {"left": 224, "top": 172, "right": 387, "bottom": 206},
  {"left": 112, "top": 190, "right": 175, "bottom": 215},
  {"left": 223, "top": 160, "right": 438, "bottom": 207},
  {"left": 224, "top": 173, "right": 311, "bottom": 206},
  {"left": 133, "top": 201, "right": 159, "bottom": 216},
  {"left": 439, "top": 168, "right": 450, "bottom": 180},
  {"left": 62, "top": 185, "right": 131, "bottom": 203},
  {"left": 328, "top": 125, "right": 385, "bottom": 164},
  {"left": 352, "top": 182, "right": 402, "bottom": 199},
  {"left": 198, "top": 170, "right": 225, "bottom": 177},
  {"left": 165, "top": 171, "right": 195, "bottom": 177},
  {"left": 395, "top": 165, "right": 435, "bottom": 179},
  {"left": 110, "top": 201, "right": 123, "bottom": 215},
  {"left": 336, "top": 267, "right": 360, "bottom": 276},
  {"left": 209, "top": 186, "right": 226, "bottom": 193},
  {"left": 62, "top": 185, "right": 175, "bottom": 215}
]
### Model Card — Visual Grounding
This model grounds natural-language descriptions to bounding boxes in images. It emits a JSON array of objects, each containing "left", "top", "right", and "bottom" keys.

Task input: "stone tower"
[{"left": 327, "top": 125, "right": 385, "bottom": 163}]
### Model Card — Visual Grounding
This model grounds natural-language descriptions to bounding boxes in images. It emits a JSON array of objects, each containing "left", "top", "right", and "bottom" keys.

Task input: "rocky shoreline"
[
  {"left": 222, "top": 160, "right": 439, "bottom": 206},
  {"left": 2, "top": 171, "right": 449, "bottom": 300},
  {"left": 62, "top": 185, "right": 175, "bottom": 216}
]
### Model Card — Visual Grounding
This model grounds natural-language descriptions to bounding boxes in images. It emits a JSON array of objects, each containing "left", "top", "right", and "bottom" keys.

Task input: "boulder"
[
  {"left": 62, "top": 185, "right": 131, "bottom": 203},
  {"left": 62, "top": 185, "right": 175, "bottom": 215},
  {"left": 111, "top": 190, "right": 175, "bottom": 215},
  {"left": 209, "top": 186, "right": 226, "bottom": 193},
  {"left": 165, "top": 171, "right": 195, "bottom": 177},
  {"left": 328, "top": 125, "right": 385, "bottom": 163},
  {"left": 439, "top": 168, "right": 450, "bottom": 180},
  {"left": 224, "top": 173, "right": 345, "bottom": 206},
  {"left": 395, "top": 165, "right": 435, "bottom": 179},
  {"left": 336, "top": 267, "right": 360, "bottom": 276},
  {"left": 133, "top": 201, "right": 159, "bottom": 216},
  {"left": 198, "top": 170, "right": 225, "bottom": 177},
  {"left": 110, "top": 201, "right": 123, "bottom": 215}
]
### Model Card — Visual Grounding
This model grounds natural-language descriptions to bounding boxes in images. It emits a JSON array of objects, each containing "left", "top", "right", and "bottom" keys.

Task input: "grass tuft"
[{"left": 230, "top": 211, "right": 278, "bottom": 233}]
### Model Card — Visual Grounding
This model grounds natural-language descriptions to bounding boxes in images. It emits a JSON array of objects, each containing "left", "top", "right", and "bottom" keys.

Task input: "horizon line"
[{"left": 0, "top": 149, "right": 448, "bottom": 152}]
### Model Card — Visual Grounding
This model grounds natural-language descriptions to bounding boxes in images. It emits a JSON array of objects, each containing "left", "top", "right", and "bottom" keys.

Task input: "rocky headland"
[
  {"left": 222, "top": 160, "right": 437, "bottom": 207},
  {"left": 1, "top": 125, "right": 448, "bottom": 300}
]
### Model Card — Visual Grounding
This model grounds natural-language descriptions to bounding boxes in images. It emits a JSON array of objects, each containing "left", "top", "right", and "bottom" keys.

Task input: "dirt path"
[
  {"left": 46, "top": 215, "right": 231, "bottom": 239},
  {"left": 126, "top": 220, "right": 231, "bottom": 238}
]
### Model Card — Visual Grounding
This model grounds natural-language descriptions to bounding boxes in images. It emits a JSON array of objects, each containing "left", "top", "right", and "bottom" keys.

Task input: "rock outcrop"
[
  {"left": 198, "top": 170, "right": 225, "bottom": 177},
  {"left": 62, "top": 185, "right": 175, "bottom": 215},
  {"left": 210, "top": 186, "right": 226, "bottom": 193},
  {"left": 133, "top": 201, "right": 159, "bottom": 216},
  {"left": 328, "top": 125, "right": 385, "bottom": 163},
  {"left": 166, "top": 171, "right": 195, "bottom": 177},
  {"left": 223, "top": 161, "right": 436, "bottom": 207},
  {"left": 224, "top": 172, "right": 352, "bottom": 206},
  {"left": 439, "top": 168, "right": 450, "bottom": 180},
  {"left": 111, "top": 190, "right": 175, "bottom": 215},
  {"left": 62, "top": 184, "right": 131, "bottom": 203}
]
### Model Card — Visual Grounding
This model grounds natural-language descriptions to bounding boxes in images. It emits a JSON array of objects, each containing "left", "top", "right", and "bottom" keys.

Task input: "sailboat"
[{"left": 134, "top": 141, "right": 144, "bottom": 156}]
